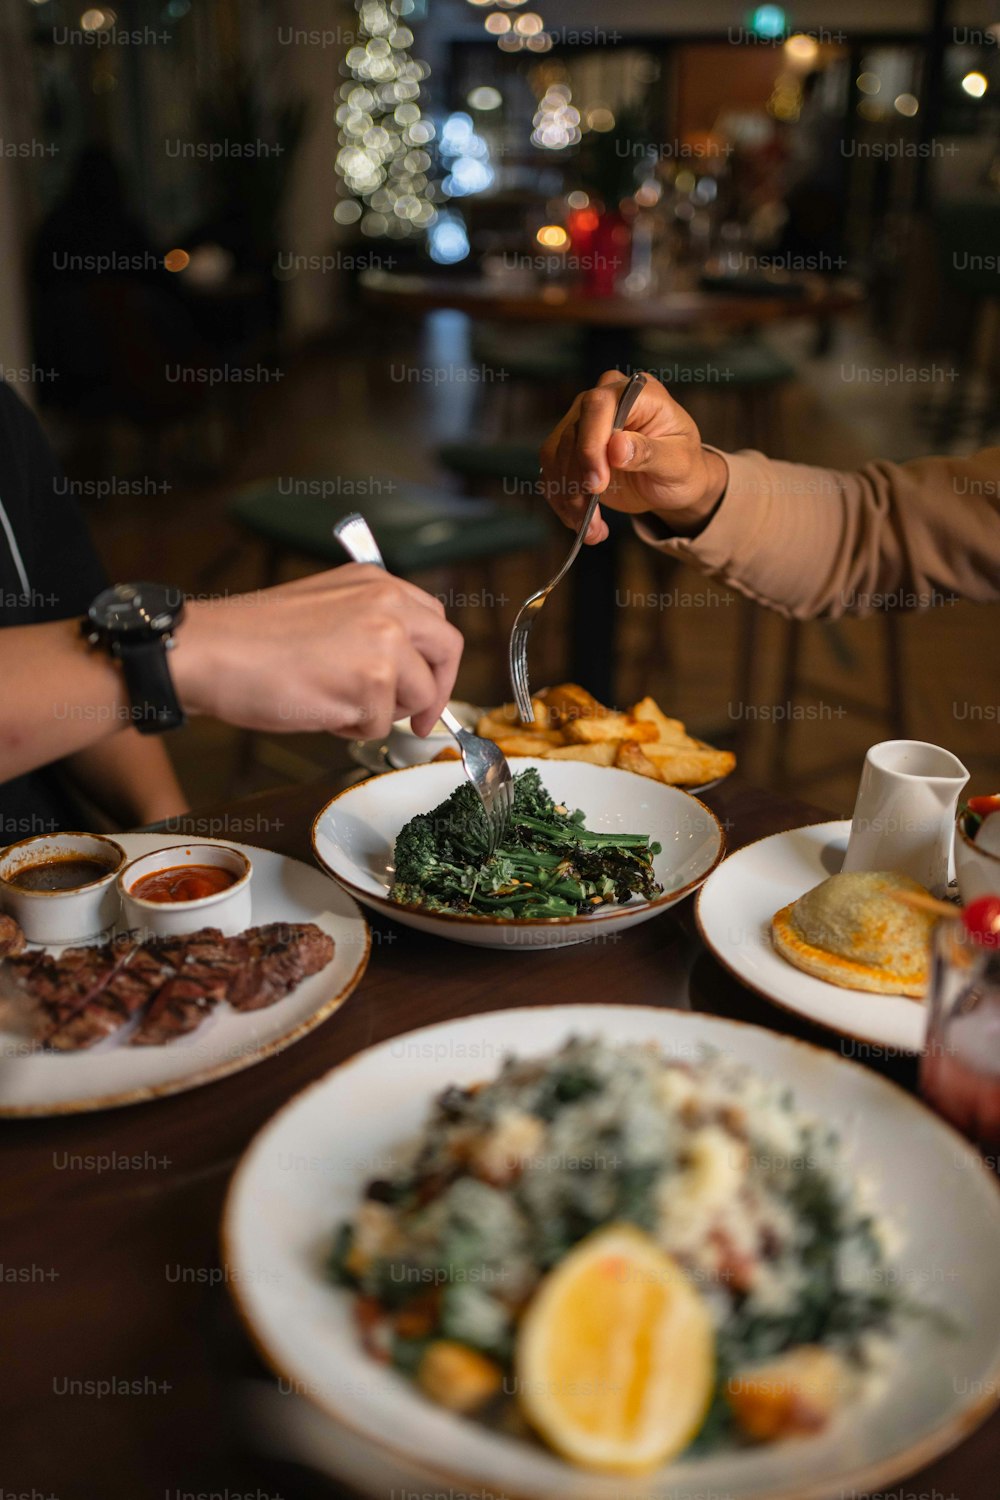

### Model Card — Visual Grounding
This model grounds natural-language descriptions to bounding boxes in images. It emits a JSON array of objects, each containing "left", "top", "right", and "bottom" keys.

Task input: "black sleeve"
[{"left": 0, "top": 379, "right": 108, "bottom": 627}]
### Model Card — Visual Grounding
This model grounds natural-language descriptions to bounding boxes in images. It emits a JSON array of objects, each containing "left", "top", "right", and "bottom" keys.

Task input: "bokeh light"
[{"left": 335, "top": 0, "right": 439, "bottom": 239}]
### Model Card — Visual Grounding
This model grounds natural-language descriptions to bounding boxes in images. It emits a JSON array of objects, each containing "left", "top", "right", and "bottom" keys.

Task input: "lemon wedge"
[{"left": 514, "top": 1223, "right": 715, "bottom": 1473}]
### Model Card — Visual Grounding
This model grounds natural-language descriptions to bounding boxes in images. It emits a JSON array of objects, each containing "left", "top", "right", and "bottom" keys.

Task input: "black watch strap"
[{"left": 117, "top": 638, "right": 186, "bottom": 735}]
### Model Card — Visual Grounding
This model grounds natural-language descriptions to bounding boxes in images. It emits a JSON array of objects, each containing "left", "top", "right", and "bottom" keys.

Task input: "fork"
[
  {"left": 509, "top": 370, "right": 648, "bottom": 723},
  {"left": 333, "top": 512, "right": 514, "bottom": 856}
]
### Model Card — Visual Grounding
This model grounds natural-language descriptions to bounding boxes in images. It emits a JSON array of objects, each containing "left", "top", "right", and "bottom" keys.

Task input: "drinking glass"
[{"left": 921, "top": 919, "right": 1000, "bottom": 1151}]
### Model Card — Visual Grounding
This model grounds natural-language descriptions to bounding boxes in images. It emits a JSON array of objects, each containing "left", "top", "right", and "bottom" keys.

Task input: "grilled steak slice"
[
  {"left": 227, "top": 922, "right": 334, "bottom": 1010},
  {"left": 6, "top": 938, "right": 137, "bottom": 1047},
  {"left": 47, "top": 943, "right": 173, "bottom": 1051},
  {"left": 129, "top": 927, "right": 235, "bottom": 1046},
  {"left": 130, "top": 974, "right": 217, "bottom": 1046}
]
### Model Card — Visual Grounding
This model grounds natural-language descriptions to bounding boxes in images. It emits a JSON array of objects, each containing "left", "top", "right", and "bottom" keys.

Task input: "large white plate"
[
  {"left": 223, "top": 1004, "right": 1000, "bottom": 1500},
  {"left": 0, "top": 835, "right": 369, "bottom": 1116},
  {"left": 311, "top": 757, "right": 725, "bottom": 949},
  {"left": 697, "top": 820, "right": 929, "bottom": 1054}
]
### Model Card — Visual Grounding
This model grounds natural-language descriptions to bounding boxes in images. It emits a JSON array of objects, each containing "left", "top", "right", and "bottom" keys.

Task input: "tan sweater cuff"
[{"left": 633, "top": 448, "right": 771, "bottom": 576}]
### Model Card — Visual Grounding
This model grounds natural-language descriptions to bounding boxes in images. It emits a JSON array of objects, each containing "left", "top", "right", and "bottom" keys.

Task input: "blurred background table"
[{"left": 360, "top": 267, "right": 866, "bottom": 343}]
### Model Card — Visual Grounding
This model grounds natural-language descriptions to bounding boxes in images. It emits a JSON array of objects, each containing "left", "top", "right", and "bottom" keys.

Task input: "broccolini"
[{"left": 391, "top": 768, "right": 662, "bottom": 918}]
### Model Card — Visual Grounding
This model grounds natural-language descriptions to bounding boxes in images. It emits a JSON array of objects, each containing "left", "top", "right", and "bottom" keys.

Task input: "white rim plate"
[
  {"left": 311, "top": 757, "right": 725, "bottom": 950},
  {"left": 696, "top": 820, "right": 928, "bottom": 1053},
  {"left": 0, "top": 834, "right": 370, "bottom": 1116},
  {"left": 223, "top": 1004, "right": 1000, "bottom": 1500}
]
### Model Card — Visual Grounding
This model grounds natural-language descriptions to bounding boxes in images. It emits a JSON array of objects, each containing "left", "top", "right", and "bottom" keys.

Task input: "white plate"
[
  {"left": 0, "top": 834, "right": 370, "bottom": 1116},
  {"left": 223, "top": 1004, "right": 1000, "bottom": 1500},
  {"left": 696, "top": 820, "right": 928, "bottom": 1054},
  {"left": 311, "top": 757, "right": 725, "bottom": 949}
]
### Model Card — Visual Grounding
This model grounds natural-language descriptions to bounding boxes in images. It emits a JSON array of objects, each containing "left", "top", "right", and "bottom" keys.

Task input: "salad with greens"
[
  {"left": 331, "top": 1038, "right": 912, "bottom": 1460},
  {"left": 390, "top": 768, "right": 662, "bottom": 918}
]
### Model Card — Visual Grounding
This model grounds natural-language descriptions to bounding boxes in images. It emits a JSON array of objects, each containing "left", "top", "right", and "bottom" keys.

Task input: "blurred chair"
[
  {"left": 635, "top": 332, "right": 797, "bottom": 453},
  {"left": 734, "top": 609, "right": 908, "bottom": 784},
  {"left": 469, "top": 324, "right": 582, "bottom": 436},
  {"left": 436, "top": 440, "right": 540, "bottom": 497},
  {"left": 222, "top": 478, "right": 549, "bottom": 786}
]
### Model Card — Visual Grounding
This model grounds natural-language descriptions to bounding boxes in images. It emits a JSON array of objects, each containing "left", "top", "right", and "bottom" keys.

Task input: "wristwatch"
[{"left": 83, "top": 583, "right": 186, "bottom": 734}]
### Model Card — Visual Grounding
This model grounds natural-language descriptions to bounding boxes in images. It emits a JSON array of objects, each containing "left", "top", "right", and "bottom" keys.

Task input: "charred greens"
[{"left": 391, "top": 769, "right": 662, "bottom": 918}]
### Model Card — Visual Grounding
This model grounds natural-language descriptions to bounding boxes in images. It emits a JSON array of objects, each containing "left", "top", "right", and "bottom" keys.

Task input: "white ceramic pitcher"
[{"left": 842, "top": 739, "right": 969, "bottom": 896}]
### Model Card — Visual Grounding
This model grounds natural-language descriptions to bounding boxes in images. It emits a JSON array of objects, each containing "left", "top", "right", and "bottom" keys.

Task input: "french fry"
[
  {"left": 432, "top": 747, "right": 462, "bottom": 762},
  {"left": 544, "top": 742, "right": 618, "bottom": 766},
  {"left": 492, "top": 734, "right": 561, "bottom": 756},
  {"left": 615, "top": 741, "right": 663, "bottom": 780},
  {"left": 469, "top": 683, "right": 736, "bottom": 788},
  {"left": 630, "top": 696, "right": 693, "bottom": 747},
  {"left": 527, "top": 695, "right": 552, "bottom": 730},
  {"left": 564, "top": 713, "right": 658, "bottom": 745},
  {"left": 476, "top": 704, "right": 553, "bottom": 742},
  {"left": 544, "top": 682, "right": 605, "bottom": 727},
  {"left": 648, "top": 746, "right": 736, "bottom": 785}
]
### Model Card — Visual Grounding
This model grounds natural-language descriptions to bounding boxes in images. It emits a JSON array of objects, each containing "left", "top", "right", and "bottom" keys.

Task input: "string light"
[
  {"left": 440, "top": 111, "right": 494, "bottom": 198},
  {"left": 475, "top": 0, "right": 546, "bottom": 50},
  {"left": 532, "top": 81, "right": 580, "bottom": 150},
  {"left": 335, "top": 0, "right": 438, "bottom": 238}
]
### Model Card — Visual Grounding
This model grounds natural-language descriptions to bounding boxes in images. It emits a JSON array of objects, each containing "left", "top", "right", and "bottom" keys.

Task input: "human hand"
[
  {"left": 173, "top": 565, "right": 463, "bottom": 739},
  {"left": 539, "top": 370, "right": 729, "bottom": 543}
]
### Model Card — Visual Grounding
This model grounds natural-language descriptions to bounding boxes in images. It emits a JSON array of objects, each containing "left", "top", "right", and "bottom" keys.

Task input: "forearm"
[
  {"left": 0, "top": 619, "right": 136, "bottom": 782},
  {"left": 64, "top": 732, "right": 188, "bottom": 828},
  {"left": 637, "top": 447, "right": 1000, "bottom": 619}
]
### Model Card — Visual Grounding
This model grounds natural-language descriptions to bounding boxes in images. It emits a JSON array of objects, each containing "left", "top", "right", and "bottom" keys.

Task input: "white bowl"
[
  {"left": 386, "top": 700, "right": 479, "bottom": 768},
  {"left": 119, "top": 841, "right": 252, "bottom": 938},
  {"left": 0, "top": 832, "right": 126, "bottom": 944},
  {"left": 955, "top": 807, "right": 1000, "bottom": 904},
  {"left": 311, "top": 757, "right": 725, "bottom": 949}
]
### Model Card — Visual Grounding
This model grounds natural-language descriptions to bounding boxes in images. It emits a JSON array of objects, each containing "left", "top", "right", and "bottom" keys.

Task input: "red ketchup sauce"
[{"left": 130, "top": 865, "right": 237, "bottom": 903}]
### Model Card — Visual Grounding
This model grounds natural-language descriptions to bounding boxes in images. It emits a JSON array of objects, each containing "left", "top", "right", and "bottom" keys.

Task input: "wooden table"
[
  {"left": 2, "top": 771, "right": 996, "bottom": 1500},
  {"left": 359, "top": 268, "right": 866, "bottom": 339}
]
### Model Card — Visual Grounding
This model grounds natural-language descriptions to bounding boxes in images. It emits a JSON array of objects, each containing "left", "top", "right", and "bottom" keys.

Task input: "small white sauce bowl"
[
  {"left": 387, "top": 700, "right": 479, "bottom": 768},
  {"left": 119, "top": 843, "right": 252, "bottom": 938},
  {"left": 956, "top": 808, "right": 1000, "bottom": 904},
  {"left": 0, "top": 832, "right": 126, "bottom": 945}
]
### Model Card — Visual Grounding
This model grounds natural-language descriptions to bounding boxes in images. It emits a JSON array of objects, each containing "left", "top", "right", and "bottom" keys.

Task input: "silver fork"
[
  {"left": 509, "top": 370, "right": 648, "bottom": 723},
  {"left": 333, "top": 512, "right": 514, "bottom": 856}
]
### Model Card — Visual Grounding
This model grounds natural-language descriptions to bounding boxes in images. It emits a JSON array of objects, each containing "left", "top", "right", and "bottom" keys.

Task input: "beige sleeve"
[{"left": 634, "top": 445, "right": 1000, "bottom": 620}]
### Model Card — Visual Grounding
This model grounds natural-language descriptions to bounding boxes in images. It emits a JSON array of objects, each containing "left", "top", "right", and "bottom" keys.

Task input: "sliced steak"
[
  {"left": 3, "top": 920, "right": 335, "bottom": 1049},
  {"left": 47, "top": 943, "right": 173, "bottom": 1051},
  {"left": 129, "top": 927, "right": 235, "bottom": 1046},
  {"left": 227, "top": 922, "right": 334, "bottom": 1010},
  {"left": 7, "top": 938, "right": 136, "bottom": 1047},
  {"left": 130, "top": 975, "right": 218, "bottom": 1046}
]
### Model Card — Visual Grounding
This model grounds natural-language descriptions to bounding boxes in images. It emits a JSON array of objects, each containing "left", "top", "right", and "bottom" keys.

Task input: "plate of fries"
[{"left": 434, "top": 683, "right": 735, "bottom": 793}]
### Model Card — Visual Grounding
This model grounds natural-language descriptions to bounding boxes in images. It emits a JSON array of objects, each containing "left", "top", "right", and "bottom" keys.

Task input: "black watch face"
[{"left": 89, "top": 583, "right": 184, "bottom": 637}]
